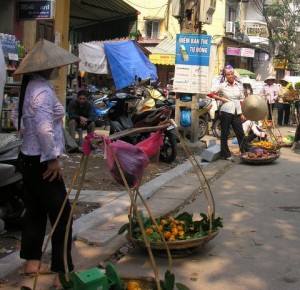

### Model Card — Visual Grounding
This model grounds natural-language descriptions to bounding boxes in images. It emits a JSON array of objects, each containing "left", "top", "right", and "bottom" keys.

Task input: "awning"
[
  {"left": 70, "top": 0, "right": 138, "bottom": 30},
  {"left": 235, "top": 68, "right": 257, "bottom": 79},
  {"left": 223, "top": 36, "right": 270, "bottom": 54},
  {"left": 147, "top": 38, "right": 176, "bottom": 65}
]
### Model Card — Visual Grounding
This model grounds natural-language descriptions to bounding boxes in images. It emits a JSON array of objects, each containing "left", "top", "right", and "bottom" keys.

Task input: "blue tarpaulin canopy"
[{"left": 104, "top": 40, "right": 157, "bottom": 90}]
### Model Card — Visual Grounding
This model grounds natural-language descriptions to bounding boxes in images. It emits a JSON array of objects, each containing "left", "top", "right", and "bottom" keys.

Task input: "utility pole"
[{"left": 174, "top": 0, "right": 210, "bottom": 142}]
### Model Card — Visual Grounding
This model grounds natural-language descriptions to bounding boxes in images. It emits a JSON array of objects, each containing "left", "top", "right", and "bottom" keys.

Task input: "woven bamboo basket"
[
  {"left": 278, "top": 142, "right": 293, "bottom": 148},
  {"left": 240, "top": 152, "right": 280, "bottom": 164},
  {"left": 129, "top": 230, "right": 218, "bottom": 251}
]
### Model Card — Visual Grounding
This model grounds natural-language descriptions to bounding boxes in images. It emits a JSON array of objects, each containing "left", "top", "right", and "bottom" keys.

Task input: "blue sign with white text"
[
  {"left": 175, "top": 34, "right": 211, "bottom": 66},
  {"left": 18, "top": 1, "right": 53, "bottom": 19}
]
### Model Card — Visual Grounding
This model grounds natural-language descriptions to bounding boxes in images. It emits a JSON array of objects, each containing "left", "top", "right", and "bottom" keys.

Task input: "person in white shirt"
[
  {"left": 14, "top": 39, "right": 79, "bottom": 289},
  {"left": 242, "top": 116, "right": 267, "bottom": 144},
  {"left": 208, "top": 66, "right": 248, "bottom": 161},
  {"left": 260, "top": 76, "right": 278, "bottom": 121}
]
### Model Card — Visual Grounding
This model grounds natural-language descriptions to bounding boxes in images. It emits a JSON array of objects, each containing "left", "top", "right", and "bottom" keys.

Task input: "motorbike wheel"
[
  {"left": 198, "top": 117, "right": 209, "bottom": 139},
  {"left": 185, "top": 116, "right": 209, "bottom": 141},
  {"left": 212, "top": 119, "right": 235, "bottom": 139},
  {"left": 159, "top": 130, "right": 177, "bottom": 163}
]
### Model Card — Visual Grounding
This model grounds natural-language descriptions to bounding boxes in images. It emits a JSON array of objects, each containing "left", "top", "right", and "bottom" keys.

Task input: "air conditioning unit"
[
  {"left": 199, "top": 0, "right": 216, "bottom": 24},
  {"left": 226, "top": 21, "right": 235, "bottom": 34}
]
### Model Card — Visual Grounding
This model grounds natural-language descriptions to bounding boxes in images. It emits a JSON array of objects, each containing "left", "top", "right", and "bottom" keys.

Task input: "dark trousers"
[
  {"left": 220, "top": 112, "right": 248, "bottom": 158},
  {"left": 68, "top": 119, "right": 95, "bottom": 140},
  {"left": 277, "top": 103, "right": 290, "bottom": 125},
  {"left": 18, "top": 153, "right": 73, "bottom": 273},
  {"left": 267, "top": 102, "right": 275, "bottom": 120}
]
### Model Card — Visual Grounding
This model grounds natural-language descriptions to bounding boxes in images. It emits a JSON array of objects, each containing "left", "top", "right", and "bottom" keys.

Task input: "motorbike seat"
[
  {"left": 199, "top": 99, "right": 212, "bottom": 109},
  {"left": 118, "top": 115, "right": 134, "bottom": 130},
  {"left": 131, "top": 109, "right": 156, "bottom": 123}
]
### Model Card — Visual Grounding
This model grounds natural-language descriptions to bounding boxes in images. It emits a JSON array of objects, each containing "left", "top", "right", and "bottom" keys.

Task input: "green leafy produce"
[{"left": 118, "top": 211, "right": 223, "bottom": 242}]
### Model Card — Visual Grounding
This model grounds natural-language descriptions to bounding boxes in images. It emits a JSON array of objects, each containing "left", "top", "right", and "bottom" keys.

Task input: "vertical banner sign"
[{"left": 173, "top": 34, "right": 211, "bottom": 94}]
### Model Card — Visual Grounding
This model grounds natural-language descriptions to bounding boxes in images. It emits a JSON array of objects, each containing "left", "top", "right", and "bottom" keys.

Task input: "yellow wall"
[
  {"left": 125, "top": 0, "right": 226, "bottom": 75},
  {"left": 123, "top": 0, "right": 180, "bottom": 39}
]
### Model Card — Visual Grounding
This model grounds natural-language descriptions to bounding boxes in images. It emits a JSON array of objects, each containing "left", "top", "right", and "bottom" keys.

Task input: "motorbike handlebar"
[{"left": 108, "top": 93, "right": 142, "bottom": 101}]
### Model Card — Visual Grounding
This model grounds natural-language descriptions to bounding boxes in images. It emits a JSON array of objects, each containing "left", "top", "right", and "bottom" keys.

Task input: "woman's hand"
[{"left": 43, "top": 159, "right": 62, "bottom": 182}]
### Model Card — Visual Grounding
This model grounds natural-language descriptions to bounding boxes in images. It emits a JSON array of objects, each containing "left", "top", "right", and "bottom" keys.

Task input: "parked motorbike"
[
  {"left": 184, "top": 98, "right": 213, "bottom": 141},
  {"left": 0, "top": 136, "right": 25, "bottom": 228},
  {"left": 210, "top": 100, "right": 235, "bottom": 139},
  {"left": 107, "top": 93, "right": 178, "bottom": 163},
  {"left": 92, "top": 95, "right": 116, "bottom": 127}
]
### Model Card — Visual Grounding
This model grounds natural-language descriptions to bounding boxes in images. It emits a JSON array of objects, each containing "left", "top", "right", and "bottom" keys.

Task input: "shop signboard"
[
  {"left": 274, "top": 59, "right": 288, "bottom": 69},
  {"left": 18, "top": 0, "right": 56, "bottom": 20},
  {"left": 226, "top": 47, "right": 255, "bottom": 58},
  {"left": 240, "top": 48, "right": 255, "bottom": 58},
  {"left": 149, "top": 54, "right": 175, "bottom": 65},
  {"left": 226, "top": 47, "right": 240, "bottom": 56},
  {"left": 173, "top": 34, "right": 211, "bottom": 94}
]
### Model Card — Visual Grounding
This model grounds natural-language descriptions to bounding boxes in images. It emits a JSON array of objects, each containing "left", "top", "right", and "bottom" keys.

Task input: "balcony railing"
[{"left": 243, "top": 21, "right": 269, "bottom": 38}]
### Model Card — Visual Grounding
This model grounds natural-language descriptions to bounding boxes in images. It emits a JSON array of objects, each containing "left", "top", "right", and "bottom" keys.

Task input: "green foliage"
[
  {"left": 118, "top": 211, "right": 223, "bottom": 242},
  {"left": 264, "top": 0, "right": 300, "bottom": 69},
  {"left": 153, "top": 270, "right": 191, "bottom": 290}
]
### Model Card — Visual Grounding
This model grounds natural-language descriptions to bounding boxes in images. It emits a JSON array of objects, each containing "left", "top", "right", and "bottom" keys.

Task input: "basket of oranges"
[
  {"left": 119, "top": 211, "right": 222, "bottom": 256},
  {"left": 251, "top": 140, "right": 278, "bottom": 150}
]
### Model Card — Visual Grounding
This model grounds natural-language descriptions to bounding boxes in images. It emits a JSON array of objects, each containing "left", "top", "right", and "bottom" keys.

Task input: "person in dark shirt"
[{"left": 67, "top": 90, "right": 95, "bottom": 140}]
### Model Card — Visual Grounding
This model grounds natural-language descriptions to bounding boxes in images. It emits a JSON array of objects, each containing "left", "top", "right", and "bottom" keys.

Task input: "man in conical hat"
[
  {"left": 260, "top": 75, "right": 278, "bottom": 120},
  {"left": 14, "top": 39, "right": 80, "bottom": 288}
]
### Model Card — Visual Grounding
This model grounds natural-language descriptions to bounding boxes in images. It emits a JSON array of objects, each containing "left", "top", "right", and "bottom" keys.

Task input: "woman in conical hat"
[
  {"left": 260, "top": 75, "right": 278, "bottom": 120},
  {"left": 14, "top": 39, "right": 80, "bottom": 288}
]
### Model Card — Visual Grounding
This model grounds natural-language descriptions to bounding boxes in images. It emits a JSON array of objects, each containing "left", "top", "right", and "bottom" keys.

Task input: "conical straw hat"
[
  {"left": 14, "top": 39, "right": 80, "bottom": 75},
  {"left": 264, "top": 75, "right": 276, "bottom": 82},
  {"left": 242, "top": 94, "right": 268, "bottom": 121}
]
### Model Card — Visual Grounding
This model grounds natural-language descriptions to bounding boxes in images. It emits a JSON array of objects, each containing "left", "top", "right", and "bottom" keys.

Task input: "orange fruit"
[
  {"left": 145, "top": 228, "right": 153, "bottom": 234},
  {"left": 169, "top": 216, "right": 175, "bottom": 223},
  {"left": 177, "top": 225, "right": 184, "bottom": 231},
  {"left": 160, "top": 219, "right": 168, "bottom": 225},
  {"left": 168, "top": 234, "right": 176, "bottom": 241},
  {"left": 171, "top": 228, "right": 178, "bottom": 236},
  {"left": 163, "top": 231, "right": 171, "bottom": 239},
  {"left": 127, "top": 281, "right": 140, "bottom": 290},
  {"left": 157, "top": 225, "right": 163, "bottom": 232},
  {"left": 178, "top": 230, "right": 185, "bottom": 236}
]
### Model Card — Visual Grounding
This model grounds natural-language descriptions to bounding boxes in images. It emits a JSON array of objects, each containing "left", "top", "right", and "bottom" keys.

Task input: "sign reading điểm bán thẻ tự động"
[{"left": 173, "top": 34, "right": 211, "bottom": 94}]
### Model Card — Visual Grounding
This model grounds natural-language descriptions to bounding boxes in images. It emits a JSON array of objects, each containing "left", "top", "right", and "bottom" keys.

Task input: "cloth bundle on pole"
[{"left": 83, "top": 131, "right": 163, "bottom": 188}]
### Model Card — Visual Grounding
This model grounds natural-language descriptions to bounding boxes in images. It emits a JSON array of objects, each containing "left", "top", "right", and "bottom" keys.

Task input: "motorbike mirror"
[{"left": 115, "top": 93, "right": 127, "bottom": 99}]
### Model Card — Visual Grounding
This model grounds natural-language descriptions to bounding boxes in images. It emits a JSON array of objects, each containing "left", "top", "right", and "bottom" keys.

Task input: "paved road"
[{"left": 116, "top": 146, "right": 300, "bottom": 289}]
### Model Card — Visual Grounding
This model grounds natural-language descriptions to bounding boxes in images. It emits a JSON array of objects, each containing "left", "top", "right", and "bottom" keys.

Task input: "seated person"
[
  {"left": 67, "top": 90, "right": 95, "bottom": 140},
  {"left": 241, "top": 115, "right": 267, "bottom": 144}
]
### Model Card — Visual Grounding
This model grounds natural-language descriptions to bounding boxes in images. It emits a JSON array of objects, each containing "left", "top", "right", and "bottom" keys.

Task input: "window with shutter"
[{"left": 145, "top": 20, "right": 160, "bottom": 39}]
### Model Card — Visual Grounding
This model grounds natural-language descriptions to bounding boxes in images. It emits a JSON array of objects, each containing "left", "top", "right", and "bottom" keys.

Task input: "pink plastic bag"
[
  {"left": 136, "top": 131, "right": 163, "bottom": 159},
  {"left": 104, "top": 139, "right": 149, "bottom": 188}
]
